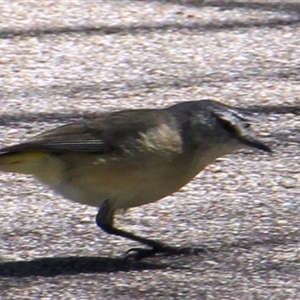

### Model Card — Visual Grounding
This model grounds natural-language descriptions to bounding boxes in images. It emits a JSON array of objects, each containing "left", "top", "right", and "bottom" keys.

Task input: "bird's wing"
[{"left": 0, "top": 109, "right": 182, "bottom": 156}]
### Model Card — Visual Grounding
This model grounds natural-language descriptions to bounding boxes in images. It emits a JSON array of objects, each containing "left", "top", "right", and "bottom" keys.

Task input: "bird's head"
[{"left": 169, "top": 100, "right": 271, "bottom": 154}]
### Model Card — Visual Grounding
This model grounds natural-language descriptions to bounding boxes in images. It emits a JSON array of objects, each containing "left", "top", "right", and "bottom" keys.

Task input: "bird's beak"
[{"left": 238, "top": 135, "right": 272, "bottom": 153}]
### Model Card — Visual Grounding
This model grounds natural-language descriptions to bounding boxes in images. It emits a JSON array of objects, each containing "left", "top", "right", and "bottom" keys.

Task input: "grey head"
[{"left": 167, "top": 100, "right": 271, "bottom": 153}]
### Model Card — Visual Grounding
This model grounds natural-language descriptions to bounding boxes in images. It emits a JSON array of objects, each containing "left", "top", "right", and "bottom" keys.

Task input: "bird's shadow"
[
  {"left": 0, "top": 255, "right": 174, "bottom": 278},
  {"left": 1, "top": 235, "right": 298, "bottom": 278}
]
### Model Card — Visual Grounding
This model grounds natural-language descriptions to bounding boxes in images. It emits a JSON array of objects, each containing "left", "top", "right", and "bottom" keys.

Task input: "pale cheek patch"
[{"left": 138, "top": 124, "right": 183, "bottom": 154}]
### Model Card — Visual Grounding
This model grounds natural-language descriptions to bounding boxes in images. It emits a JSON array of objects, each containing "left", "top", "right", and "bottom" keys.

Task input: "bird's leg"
[
  {"left": 96, "top": 200, "right": 206, "bottom": 260},
  {"left": 96, "top": 200, "right": 166, "bottom": 259}
]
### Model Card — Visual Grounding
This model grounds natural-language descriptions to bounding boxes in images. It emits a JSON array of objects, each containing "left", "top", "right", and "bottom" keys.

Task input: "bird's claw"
[
  {"left": 123, "top": 247, "right": 159, "bottom": 261},
  {"left": 123, "top": 245, "right": 208, "bottom": 261}
]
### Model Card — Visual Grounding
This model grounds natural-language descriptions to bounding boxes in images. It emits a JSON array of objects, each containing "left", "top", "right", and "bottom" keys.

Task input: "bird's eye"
[{"left": 218, "top": 117, "right": 239, "bottom": 135}]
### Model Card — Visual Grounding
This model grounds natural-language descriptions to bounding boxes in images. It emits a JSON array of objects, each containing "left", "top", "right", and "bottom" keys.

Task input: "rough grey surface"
[{"left": 0, "top": 0, "right": 299, "bottom": 299}]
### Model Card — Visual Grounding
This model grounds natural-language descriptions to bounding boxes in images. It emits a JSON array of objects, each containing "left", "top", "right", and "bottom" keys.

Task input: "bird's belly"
[
  {"left": 37, "top": 147, "right": 224, "bottom": 210},
  {"left": 49, "top": 180, "right": 108, "bottom": 206},
  {"left": 43, "top": 154, "right": 201, "bottom": 209},
  {"left": 50, "top": 167, "right": 188, "bottom": 209}
]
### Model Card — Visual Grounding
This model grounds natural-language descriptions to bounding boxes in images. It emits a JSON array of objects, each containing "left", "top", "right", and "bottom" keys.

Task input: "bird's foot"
[{"left": 124, "top": 244, "right": 208, "bottom": 261}]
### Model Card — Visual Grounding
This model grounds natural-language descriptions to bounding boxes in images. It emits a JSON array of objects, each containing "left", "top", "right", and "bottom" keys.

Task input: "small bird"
[{"left": 0, "top": 100, "right": 271, "bottom": 259}]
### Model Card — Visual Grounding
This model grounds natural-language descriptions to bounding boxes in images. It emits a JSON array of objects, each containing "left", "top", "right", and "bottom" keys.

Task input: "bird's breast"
[
  {"left": 36, "top": 146, "right": 231, "bottom": 210},
  {"left": 38, "top": 151, "right": 200, "bottom": 209}
]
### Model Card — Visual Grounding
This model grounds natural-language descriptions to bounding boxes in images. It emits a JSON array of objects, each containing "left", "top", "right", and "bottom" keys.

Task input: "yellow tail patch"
[{"left": 0, "top": 151, "right": 51, "bottom": 174}]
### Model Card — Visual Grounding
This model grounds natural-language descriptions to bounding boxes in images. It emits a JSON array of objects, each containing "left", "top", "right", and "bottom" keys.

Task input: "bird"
[{"left": 0, "top": 100, "right": 271, "bottom": 259}]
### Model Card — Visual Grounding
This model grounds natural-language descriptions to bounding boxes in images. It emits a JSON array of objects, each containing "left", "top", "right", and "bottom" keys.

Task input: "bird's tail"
[{"left": 0, "top": 151, "right": 49, "bottom": 174}]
